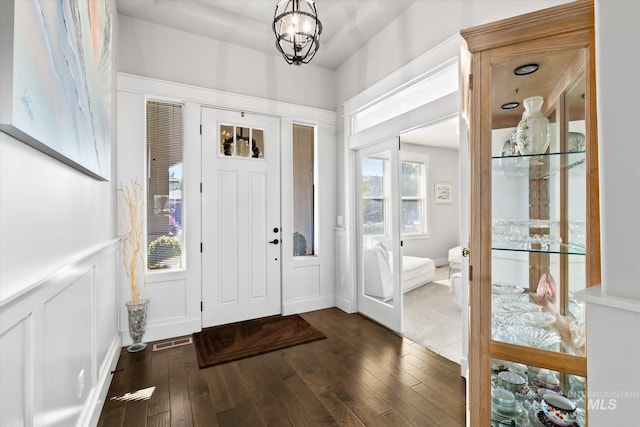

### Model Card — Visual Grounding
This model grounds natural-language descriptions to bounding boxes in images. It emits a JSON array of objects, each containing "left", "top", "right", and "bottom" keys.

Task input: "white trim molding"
[{"left": 118, "top": 73, "right": 336, "bottom": 125}]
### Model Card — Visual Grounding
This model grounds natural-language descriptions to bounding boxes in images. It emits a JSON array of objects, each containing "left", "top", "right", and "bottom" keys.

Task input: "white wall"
[
  {"left": 118, "top": 15, "right": 336, "bottom": 112},
  {"left": 0, "top": 1, "right": 120, "bottom": 425},
  {"left": 595, "top": 0, "right": 640, "bottom": 302},
  {"left": 578, "top": 1, "right": 640, "bottom": 425},
  {"left": 400, "top": 144, "right": 460, "bottom": 265}
]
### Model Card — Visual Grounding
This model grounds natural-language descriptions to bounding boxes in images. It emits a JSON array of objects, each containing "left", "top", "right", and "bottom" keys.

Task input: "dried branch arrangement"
[{"left": 119, "top": 180, "right": 144, "bottom": 305}]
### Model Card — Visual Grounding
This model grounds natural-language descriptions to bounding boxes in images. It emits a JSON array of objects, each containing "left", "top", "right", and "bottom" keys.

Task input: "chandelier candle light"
[{"left": 273, "top": 0, "right": 322, "bottom": 66}]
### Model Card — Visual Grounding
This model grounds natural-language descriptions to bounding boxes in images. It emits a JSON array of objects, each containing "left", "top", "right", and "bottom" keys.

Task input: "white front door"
[
  {"left": 356, "top": 138, "right": 403, "bottom": 332},
  {"left": 201, "top": 108, "right": 281, "bottom": 327}
]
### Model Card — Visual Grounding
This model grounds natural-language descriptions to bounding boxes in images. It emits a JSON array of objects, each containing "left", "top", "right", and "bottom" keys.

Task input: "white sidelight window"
[
  {"left": 146, "top": 100, "right": 184, "bottom": 270},
  {"left": 292, "top": 124, "right": 316, "bottom": 256}
]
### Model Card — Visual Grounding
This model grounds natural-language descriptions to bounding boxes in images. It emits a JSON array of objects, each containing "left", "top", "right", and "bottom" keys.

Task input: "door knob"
[
  {"left": 269, "top": 239, "right": 279, "bottom": 245},
  {"left": 462, "top": 247, "right": 470, "bottom": 257}
]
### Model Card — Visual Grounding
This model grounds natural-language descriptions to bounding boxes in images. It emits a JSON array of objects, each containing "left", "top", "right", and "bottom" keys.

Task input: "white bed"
[{"left": 363, "top": 240, "right": 435, "bottom": 301}]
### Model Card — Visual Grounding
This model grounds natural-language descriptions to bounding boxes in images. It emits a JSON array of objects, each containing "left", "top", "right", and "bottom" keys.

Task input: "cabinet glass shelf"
[
  {"left": 492, "top": 151, "right": 585, "bottom": 180},
  {"left": 491, "top": 243, "right": 585, "bottom": 256}
]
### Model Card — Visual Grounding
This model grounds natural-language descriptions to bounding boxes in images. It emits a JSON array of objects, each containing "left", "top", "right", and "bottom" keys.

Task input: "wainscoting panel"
[
  {"left": 125, "top": 270, "right": 201, "bottom": 346},
  {"left": 94, "top": 247, "right": 119, "bottom": 381},
  {"left": 287, "top": 264, "right": 320, "bottom": 301},
  {"left": 335, "top": 229, "right": 355, "bottom": 313},
  {"left": 0, "top": 316, "right": 29, "bottom": 427},
  {"left": 145, "top": 279, "right": 187, "bottom": 321},
  {"left": 282, "top": 262, "right": 334, "bottom": 315},
  {"left": 44, "top": 268, "right": 94, "bottom": 427},
  {"left": 0, "top": 239, "right": 120, "bottom": 427}
]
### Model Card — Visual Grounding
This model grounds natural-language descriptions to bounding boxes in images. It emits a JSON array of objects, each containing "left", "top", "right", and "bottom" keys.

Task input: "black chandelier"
[{"left": 273, "top": 0, "right": 322, "bottom": 66}]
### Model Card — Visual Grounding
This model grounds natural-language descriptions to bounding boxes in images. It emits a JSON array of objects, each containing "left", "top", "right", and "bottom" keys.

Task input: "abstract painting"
[{"left": 0, "top": 0, "right": 112, "bottom": 180}]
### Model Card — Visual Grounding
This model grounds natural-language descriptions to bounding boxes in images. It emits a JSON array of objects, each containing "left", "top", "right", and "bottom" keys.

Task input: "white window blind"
[{"left": 146, "top": 100, "right": 184, "bottom": 270}]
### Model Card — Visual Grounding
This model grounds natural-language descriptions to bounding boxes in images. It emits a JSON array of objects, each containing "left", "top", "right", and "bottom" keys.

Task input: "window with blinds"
[{"left": 146, "top": 100, "right": 184, "bottom": 270}]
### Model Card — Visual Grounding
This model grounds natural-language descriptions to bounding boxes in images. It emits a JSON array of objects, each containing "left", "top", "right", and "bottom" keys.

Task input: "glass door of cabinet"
[
  {"left": 488, "top": 58, "right": 591, "bottom": 426},
  {"left": 463, "top": 3, "right": 599, "bottom": 424},
  {"left": 356, "top": 138, "right": 403, "bottom": 333}
]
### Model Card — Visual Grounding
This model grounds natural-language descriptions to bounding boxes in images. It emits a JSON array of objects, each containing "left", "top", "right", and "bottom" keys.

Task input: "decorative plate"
[
  {"left": 568, "top": 132, "right": 585, "bottom": 152},
  {"left": 492, "top": 402, "right": 522, "bottom": 419}
]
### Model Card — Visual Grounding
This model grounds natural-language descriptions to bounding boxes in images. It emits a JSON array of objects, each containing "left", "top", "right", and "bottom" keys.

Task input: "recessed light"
[
  {"left": 501, "top": 102, "right": 520, "bottom": 110},
  {"left": 514, "top": 63, "right": 539, "bottom": 76}
]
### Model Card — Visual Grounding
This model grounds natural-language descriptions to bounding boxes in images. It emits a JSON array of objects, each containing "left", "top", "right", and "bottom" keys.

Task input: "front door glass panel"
[{"left": 220, "top": 125, "right": 265, "bottom": 159}]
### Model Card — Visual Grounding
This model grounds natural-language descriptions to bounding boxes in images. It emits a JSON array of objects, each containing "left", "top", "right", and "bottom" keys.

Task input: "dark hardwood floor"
[{"left": 98, "top": 308, "right": 466, "bottom": 426}]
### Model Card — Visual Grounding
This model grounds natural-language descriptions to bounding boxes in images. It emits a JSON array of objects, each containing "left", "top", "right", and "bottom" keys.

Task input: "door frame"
[{"left": 342, "top": 51, "right": 466, "bottom": 371}]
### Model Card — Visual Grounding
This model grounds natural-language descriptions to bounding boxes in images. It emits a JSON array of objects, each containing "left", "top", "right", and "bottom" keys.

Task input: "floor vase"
[{"left": 125, "top": 299, "right": 149, "bottom": 352}]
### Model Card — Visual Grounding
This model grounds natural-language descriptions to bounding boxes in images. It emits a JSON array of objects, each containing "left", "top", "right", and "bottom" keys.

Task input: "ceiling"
[
  {"left": 115, "top": 0, "right": 416, "bottom": 70},
  {"left": 116, "top": 0, "right": 460, "bottom": 150},
  {"left": 401, "top": 116, "right": 460, "bottom": 150}
]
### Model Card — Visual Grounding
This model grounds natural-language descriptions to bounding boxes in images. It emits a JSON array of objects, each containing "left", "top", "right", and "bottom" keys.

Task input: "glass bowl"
[
  {"left": 495, "top": 302, "right": 542, "bottom": 314},
  {"left": 521, "top": 312, "right": 557, "bottom": 328},
  {"left": 499, "top": 325, "right": 561, "bottom": 348}
]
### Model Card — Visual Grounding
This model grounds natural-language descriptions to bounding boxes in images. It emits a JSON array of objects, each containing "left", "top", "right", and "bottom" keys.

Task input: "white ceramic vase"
[{"left": 516, "top": 96, "right": 550, "bottom": 155}]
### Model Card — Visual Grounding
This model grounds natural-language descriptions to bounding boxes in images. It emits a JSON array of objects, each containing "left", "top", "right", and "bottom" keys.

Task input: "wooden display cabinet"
[{"left": 461, "top": 1, "right": 599, "bottom": 425}]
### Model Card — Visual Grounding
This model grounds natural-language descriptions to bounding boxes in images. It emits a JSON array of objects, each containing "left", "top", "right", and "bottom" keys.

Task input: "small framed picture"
[{"left": 435, "top": 182, "right": 452, "bottom": 204}]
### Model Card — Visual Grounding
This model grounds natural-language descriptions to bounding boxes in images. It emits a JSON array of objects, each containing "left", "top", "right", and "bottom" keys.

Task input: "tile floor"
[{"left": 402, "top": 266, "right": 463, "bottom": 364}]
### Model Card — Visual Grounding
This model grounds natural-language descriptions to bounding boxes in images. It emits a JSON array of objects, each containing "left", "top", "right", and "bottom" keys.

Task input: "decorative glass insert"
[
  {"left": 220, "top": 125, "right": 233, "bottom": 156},
  {"left": 219, "top": 124, "right": 264, "bottom": 159}
]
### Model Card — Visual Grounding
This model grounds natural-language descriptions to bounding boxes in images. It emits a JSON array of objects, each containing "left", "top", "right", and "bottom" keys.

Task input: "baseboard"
[
  {"left": 121, "top": 317, "right": 201, "bottom": 346},
  {"left": 335, "top": 295, "right": 356, "bottom": 314},
  {"left": 82, "top": 333, "right": 122, "bottom": 427},
  {"left": 282, "top": 295, "right": 335, "bottom": 315},
  {"left": 460, "top": 356, "right": 469, "bottom": 379}
]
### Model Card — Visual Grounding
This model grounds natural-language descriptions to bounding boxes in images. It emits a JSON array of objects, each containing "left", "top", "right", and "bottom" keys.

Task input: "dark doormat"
[{"left": 192, "top": 314, "right": 326, "bottom": 369}]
